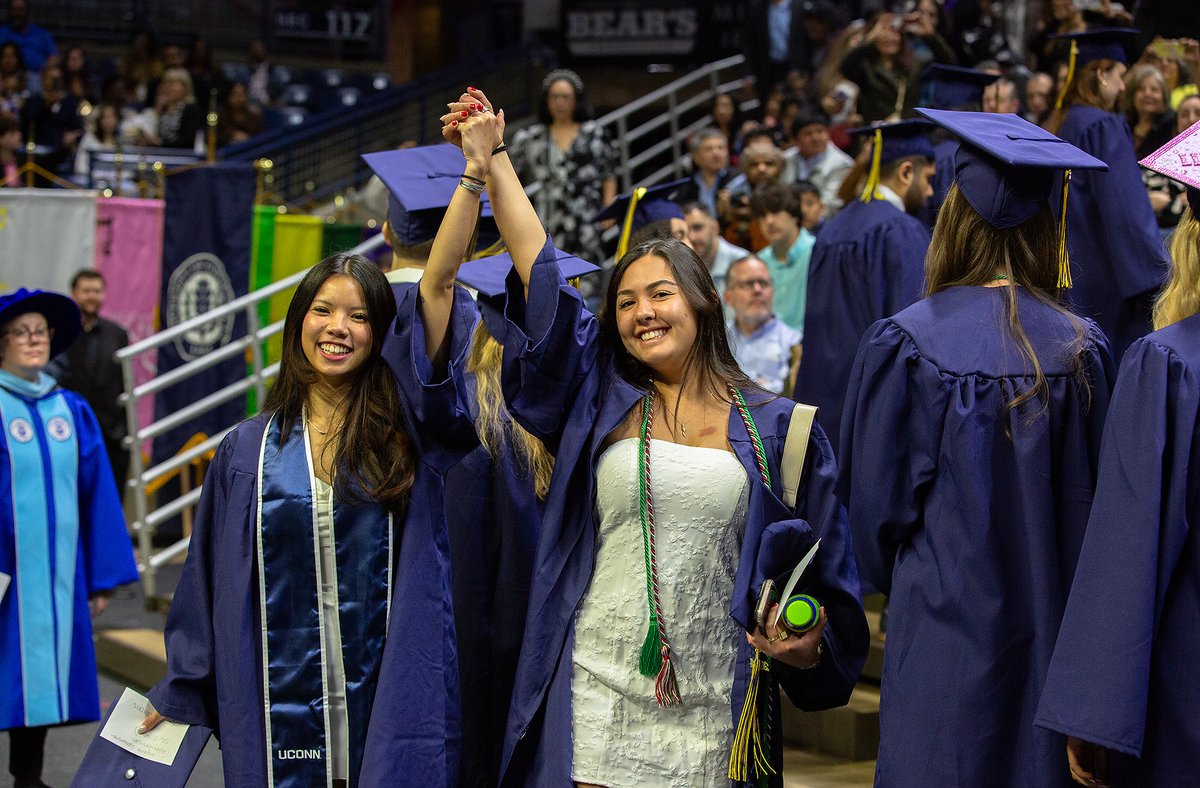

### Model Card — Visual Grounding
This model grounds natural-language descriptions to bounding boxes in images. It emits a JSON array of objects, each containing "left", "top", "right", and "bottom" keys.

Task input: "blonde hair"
[
  {"left": 159, "top": 67, "right": 195, "bottom": 103},
  {"left": 926, "top": 185, "right": 1090, "bottom": 426},
  {"left": 468, "top": 320, "right": 554, "bottom": 498},
  {"left": 1153, "top": 207, "right": 1200, "bottom": 330}
]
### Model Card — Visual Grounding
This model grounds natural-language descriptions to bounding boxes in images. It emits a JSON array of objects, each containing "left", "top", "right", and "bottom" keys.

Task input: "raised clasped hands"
[
  {"left": 441, "top": 86, "right": 505, "bottom": 156},
  {"left": 746, "top": 603, "right": 827, "bottom": 670}
]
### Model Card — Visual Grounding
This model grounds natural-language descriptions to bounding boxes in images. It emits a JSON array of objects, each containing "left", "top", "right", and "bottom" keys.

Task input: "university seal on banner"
[{"left": 166, "top": 253, "right": 236, "bottom": 361}]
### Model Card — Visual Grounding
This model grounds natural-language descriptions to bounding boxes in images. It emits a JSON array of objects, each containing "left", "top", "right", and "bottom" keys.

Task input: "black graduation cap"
[
  {"left": 920, "top": 63, "right": 1001, "bottom": 111},
  {"left": 361, "top": 144, "right": 495, "bottom": 247},
  {"left": 455, "top": 247, "right": 600, "bottom": 300},
  {"left": 915, "top": 107, "right": 1108, "bottom": 286},
  {"left": 1048, "top": 27, "right": 1139, "bottom": 68},
  {"left": 593, "top": 178, "right": 689, "bottom": 259}
]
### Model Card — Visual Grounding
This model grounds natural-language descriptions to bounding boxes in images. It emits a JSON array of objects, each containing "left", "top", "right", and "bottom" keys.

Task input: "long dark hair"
[
  {"left": 262, "top": 253, "right": 416, "bottom": 515},
  {"left": 600, "top": 237, "right": 759, "bottom": 405},
  {"left": 925, "top": 185, "right": 1091, "bottom": 426}
]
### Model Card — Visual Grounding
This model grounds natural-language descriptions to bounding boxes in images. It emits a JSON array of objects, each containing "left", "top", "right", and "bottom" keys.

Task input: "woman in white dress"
[{"left": 435, "top": 91, "right": 870, "bottom": 787}]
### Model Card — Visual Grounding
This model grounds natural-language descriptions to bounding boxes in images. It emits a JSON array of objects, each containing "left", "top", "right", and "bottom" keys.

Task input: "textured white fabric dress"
[{"left": 571, "top": 438, "right": 749, "bottom": 787}]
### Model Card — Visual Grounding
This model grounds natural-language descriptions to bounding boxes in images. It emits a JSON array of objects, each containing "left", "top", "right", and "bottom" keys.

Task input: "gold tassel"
[
  {"left": 615, "top": 186, "right": 647, "bottom": 260},
  {"left": 727, "top": 649, "right": 776, "bottom": 782},
  {"left": 859, "top": 128, "right": 884, "bottom": 203},
  {"left": 1055, "top": 41, "right": 1078, "bottom": 111},
  {"left": 1057, "top": 169, "right": 1073, "bottom": 289}
]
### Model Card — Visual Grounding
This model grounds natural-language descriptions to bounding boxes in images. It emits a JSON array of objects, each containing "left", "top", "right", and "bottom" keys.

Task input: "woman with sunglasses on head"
[
  {"left": 0, "top": 288, "right": 137, "bottom": 788},
  {"left": 435, "top": 89, "right": 868, "bottom": 788}
]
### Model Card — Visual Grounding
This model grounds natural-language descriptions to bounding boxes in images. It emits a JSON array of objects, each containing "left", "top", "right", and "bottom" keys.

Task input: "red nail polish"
[
  {"left": 461, "top": 110, "right": 469, "bottom": 117},
  {"left": 451, "top": 120, "right": 458, "bottom": 127},
  {"left": 468, "top": 86, "right": 476, "bottom": 92}
]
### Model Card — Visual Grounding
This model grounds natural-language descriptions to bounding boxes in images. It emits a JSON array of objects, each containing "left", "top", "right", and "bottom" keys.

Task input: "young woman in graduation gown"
[
  {"left": 360, "top": 113, "right": 551, "bottom": 786},
  {"left": 1045, "top": 36, "right": 1170, "bottom": 363},
  {"left": 1036, "top": 187, "right": 1200, "bottom": 786},
  {"left": 139, "top": 257, "right": 432, "bottom": 787},
  {"left": 444, "top": 89, "right": 869, "bottom": 787},
  {"left": 840, "top": 109, "right": 1117, "bottom": 787}
]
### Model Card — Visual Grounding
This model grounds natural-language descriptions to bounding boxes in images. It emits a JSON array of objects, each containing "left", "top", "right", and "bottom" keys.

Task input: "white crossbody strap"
[{"left": 780, "top": 403, "right": 818, "bottom": 509}]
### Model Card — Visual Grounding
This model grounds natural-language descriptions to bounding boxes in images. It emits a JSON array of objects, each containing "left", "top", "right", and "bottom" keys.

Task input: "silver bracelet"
[{"left": 459, "top": 177, "right": 485, "bottom": 194}]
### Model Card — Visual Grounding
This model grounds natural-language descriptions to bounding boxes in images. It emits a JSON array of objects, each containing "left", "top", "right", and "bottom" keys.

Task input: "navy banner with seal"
[{"left": 153, "top": 164, "right": 257, "bottom": 474}]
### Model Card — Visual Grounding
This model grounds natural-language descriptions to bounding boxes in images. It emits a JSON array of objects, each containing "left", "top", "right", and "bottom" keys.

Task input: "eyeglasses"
[
  {"left": 5, "top": 326, "right": 52, "bottom": 343},
  {"left": 730, "top": 278, "right": 772, "bottom": 291}
]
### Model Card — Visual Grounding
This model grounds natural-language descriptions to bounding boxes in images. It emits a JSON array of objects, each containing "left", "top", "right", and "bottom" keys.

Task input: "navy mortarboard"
[
  {"left": 593, "top": 178, "right": 689, "bottom": 259},
  {"left": 920, "top": 63, "right": 1001, "bottom": 111},
  {"left": 915, "top": 107, "right": 1108, "bottom": 285},
  {"left": 848, "top": 118, "right": 936, "bottom": 203},
  {"left": 361, "top": 144, "right": 496, "bottom": 248},
  {"left": 456, "top": 246, "right": 601, "bottom": 301},
  {"left": 1048, "top": 27, "right": 1140, "bottom": 109}
]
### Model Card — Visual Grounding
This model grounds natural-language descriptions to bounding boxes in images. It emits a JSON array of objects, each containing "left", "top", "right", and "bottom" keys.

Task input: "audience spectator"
[
  {"left": 749, "top": 182, "right": 816, "bottom": 331},
  {"left": 1124, "top": 64, "right": 1175, "bottom": 157},
  {"left": 0, "top": 111, "right": 19, "bottom": 186},
  {"left": 794, "top": 179, "right": 826, "bottom": 234},
  {"left": 1023, "top": 71, "right": 1054, "bottom": 123},
  {"left": 982, "top": 77, "right": 1021, "bottom": 114},
  {"left": 744, "top": 0, "right": 808, "bottom": 103},
  {"left": 73, "top": 102, "right": 122, "bottom": 182},
  {"left": 61, "top": 45, "right": 97, "bottom": 107},
  {"left": 724, "top": 255, "right": 802, "bottom": 394},
  {"left": 1144, "top": 93, "right": 1200, "bottom": 235},
  {"left": 0, "top": 0, "right": 53, "bottom": 74},
  {"left": 950, "top": 0, "right": 1015, "bottom": 67},
  {"left": 1139, "top": 36, "right": 1200, "bottom": 109},
  {"left": 186, "top": 34, "right": 219, "bottom": 109},
  {"left": 677, "top": 127, "right": 738, "bottom": 218},
  {"left": 840, "top": 10, "right": 956, "bottom": 124},
  {"left": 0, "top": 40, "right": 26, "bottom": 116},
  {"left": 216, "top": 81, "right": 263, "bottom": 146},
  {"left": 119, "top": 29, "right": 163, "bottom": 107},
  {"left": 1030, "top": 0, "right": 1090, "bottom": 74},
  {"left": 136, "top": 67, "right": 202, "bottom": 149},
  {"left": 719, "top": 139, "right": 786, "bottom": 249},
  {"left": 21, "top": 63, "right": 82, "bottom": 172},
  {"left": 814, "top": 19, "right": 866, "bottom": 126},
  {"left": 682, "top": 201, "right": 749, "bottom": 295},
  {"left": 246, "top": 38, "right": 274, "bottom": 107},
  {"left": 509, "top": 68, "right": 618, "bottom": 268},
  {"left": 46, "top": 270, "right": 131, "bottom": 486},
  {"left": 797, "top": 2, "right": 847, "bottom": 81},
  {"left": 790, "top": 108, "right": 853, "bottom": 215}
]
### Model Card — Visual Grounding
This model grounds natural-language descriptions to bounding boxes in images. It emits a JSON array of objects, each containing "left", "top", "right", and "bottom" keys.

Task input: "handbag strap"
[{"left": 780, "top": 402, "right": 818, "bottom": 509}]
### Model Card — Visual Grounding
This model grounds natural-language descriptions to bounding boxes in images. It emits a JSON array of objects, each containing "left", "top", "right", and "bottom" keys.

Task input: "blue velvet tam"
[
  {"left": 361, "top": 144, "right": 495, "bottom": 246},
  {"left": 847, "top": 119, "right": 936, "bottom": 164},
  {"left": 919, "top": 63, "right": 1000, "bottom": 111},
  {"left": 1048, "top": 27, "right": 1139, "bottom": 68},
  {"left": 0, "top": 288, "right": 81, "bottom": 357},
  {"left": 592, "top": 178, "right": 689, "bottom": 231},
  {"left": 915, "top": 108, "right": 1108, "bottom": 229},
  {"left": 456, "top": 246, "right": 600, "bottom": 300},
  {"left": 1139, "top": 121, "right": 1200, "bottom": 217}
]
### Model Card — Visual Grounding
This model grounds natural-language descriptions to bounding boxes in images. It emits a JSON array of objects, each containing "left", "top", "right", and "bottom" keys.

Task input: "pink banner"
[{"left": 94, "top": 197, "right": 165, "bottom": 452}]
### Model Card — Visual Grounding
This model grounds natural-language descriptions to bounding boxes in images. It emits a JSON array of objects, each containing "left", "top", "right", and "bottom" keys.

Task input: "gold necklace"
[{"left": 308, "top": 418, "right": 329, "bottom": 435}]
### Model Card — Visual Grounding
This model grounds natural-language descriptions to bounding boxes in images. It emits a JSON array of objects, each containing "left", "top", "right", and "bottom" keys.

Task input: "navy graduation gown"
[
  {"left": 919, "top": 138, "right": 958, "bottom": 229},
  {"left": 1036, "top": 312, "right": 1200, "bottom": 785},
  {"left": 839, "top": 286, "right": 1115, "bottom": 787},
  {"left": 0, "top": 382, "right": 137, "bottom": 731},
  {"left": 487, "top": 239, "right": 869, "bottom": 786},
  {"left": 793, "top": 197, "right": 930, "bottom": 457},
  {"left": 1054, "top": 105, "right": 1169, "bottom": 364},
  {"left": 364, "top": 283, "right": 540, "bottom": 787},
  {"left": 144, "top": 413, "right": 449, "bottom": 786}
]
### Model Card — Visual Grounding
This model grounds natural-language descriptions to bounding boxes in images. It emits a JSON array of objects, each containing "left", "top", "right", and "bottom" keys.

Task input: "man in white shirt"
[
  {"left": 790, "top": 109, "right": 853, "bottom": 217},
  {"left": 724, "top": 255, "right": 802, "bottom": 394}
]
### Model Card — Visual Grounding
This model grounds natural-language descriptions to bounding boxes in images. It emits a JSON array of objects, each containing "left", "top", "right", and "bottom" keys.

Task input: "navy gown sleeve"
[
  {"left": 71, "top": 395, "right": 138, "bottom": 593},
  {"left": 384, "top": 281, "right": 479, "bottom": 455},
  {"left": 493, "top": 237, "right": 601, "bottom": 454},
  {"left": 838, "top": 319, "right": 948, "bottom": 595},
  {"left": 880, "top": 219, "right": 930, "bottom": 318},
  {"left": 771, "top": 423, "right": 869, "bottom": 710},
  {"left": 1073, "top": 114, "right": 1167, "bottom": 302},
  {"left": 1036, "top": 335, "right": 1198, "bottom": 758},
  {"left": 145, "top": 434, "right": 236, "bottom": 728}
]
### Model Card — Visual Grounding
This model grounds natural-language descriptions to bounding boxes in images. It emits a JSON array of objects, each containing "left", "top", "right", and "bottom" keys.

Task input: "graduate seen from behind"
[
  {"left": 0, "top": 289, "right": 138, "bottom": 788},
  {"left": 134, "top": 256, "right": 421, "bottom": 787},
  {"left": 437, "top": 88, "right": 868, "bottom": 787},
  {"left": 839, "top": 109, "right": 1117, "bottom": 787},
  {"left": 1036, "top": 129, "right": 1200, "bottom": 788}
]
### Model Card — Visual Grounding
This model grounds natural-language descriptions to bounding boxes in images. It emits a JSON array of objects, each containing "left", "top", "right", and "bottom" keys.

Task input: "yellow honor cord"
[
  {"left": 1057, "top": 169, "right": 1073, "bottom": 289},
  {"left": 860, "top": 128, "right": 884, "bottom": 203},
  {"left": 615, "top": 186, "right": 648, "bottom": 260},
  {"left": 1054, "top": 41, "right": 1078, "bottom": 111}
]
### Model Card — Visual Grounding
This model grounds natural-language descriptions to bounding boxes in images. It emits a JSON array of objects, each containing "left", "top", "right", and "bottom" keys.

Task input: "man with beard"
[
  {"left": 724, "top": 255, "right": 801, "bottom": 394},
  {"left": 682, "top": 201, "right": 749, "bottom": 296},
  {"left": 48, "top": 269, "right": 129, "bottom": 486},
  {"left": 793, "top": 119, "right": 935, "bottom": 456}
]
